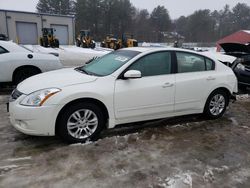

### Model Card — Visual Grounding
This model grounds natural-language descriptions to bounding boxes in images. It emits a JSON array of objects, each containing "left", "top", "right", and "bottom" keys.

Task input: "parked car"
[
  {"left": 0, "top": 40, "right": 63, "bottom": 85},
  {"left": 8, "top": 47, "right": 238, "bottom": 143},
  {"left": 0, "top": 34, "right": 8, "bottom": 41},
  {"left": 219, "top": 43, "right": 250, "bottom": 89}
]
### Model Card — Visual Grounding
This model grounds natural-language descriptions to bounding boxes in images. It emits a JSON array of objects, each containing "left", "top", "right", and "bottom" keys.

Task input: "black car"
[
  {"left": 0, "top": 34, "right": 8, "bottom": 41},
  {"left": 220, "top": 43, "right": 250, "bottom": 90}
]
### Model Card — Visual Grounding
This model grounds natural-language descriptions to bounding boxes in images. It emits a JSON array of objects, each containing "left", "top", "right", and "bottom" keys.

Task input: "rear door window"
[{"left": 176, "top": 52, "right": 214, "bottom": 73}]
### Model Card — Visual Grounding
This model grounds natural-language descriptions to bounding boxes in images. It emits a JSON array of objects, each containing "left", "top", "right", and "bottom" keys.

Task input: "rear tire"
[
  {"left": 57, "top": 102, "right": 105, "bottom": 143},
  {"left": 203, "top": 90, "right": 229, "bottom": 119},
  {"left": 13, "top": 67, "right": 41, "bottom": 85}
]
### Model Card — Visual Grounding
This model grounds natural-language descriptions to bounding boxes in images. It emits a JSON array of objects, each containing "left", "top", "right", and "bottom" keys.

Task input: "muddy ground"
[{"left": 0, "top": 89, "right": 250, "bottom": 188}]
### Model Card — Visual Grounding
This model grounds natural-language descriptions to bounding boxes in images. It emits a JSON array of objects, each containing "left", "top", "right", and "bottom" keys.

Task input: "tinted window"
[
  {"left": 128, "top": 52, "right": 171, "bottom": 77},
  {"left": 0, "top": 46, "right": 8, "bottom": 54},
  {"left": 176, "top": 52, "right": 206, "bottom": 73}
]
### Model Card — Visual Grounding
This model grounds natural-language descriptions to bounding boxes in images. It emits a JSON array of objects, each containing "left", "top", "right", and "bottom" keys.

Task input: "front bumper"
[{"left": 9, "top": 96, "right": 63, "bottom": 136}]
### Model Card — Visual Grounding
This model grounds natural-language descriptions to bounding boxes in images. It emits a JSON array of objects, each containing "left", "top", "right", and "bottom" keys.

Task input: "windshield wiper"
[
  {"left": 75, "top": 67, "right": 90, "bottom": 75},
  {"left": 85, "top": 56, "right": 99, "bottom": 64},
  {"left": 74, "top": 67, "right": 101, "bottom": 77}
]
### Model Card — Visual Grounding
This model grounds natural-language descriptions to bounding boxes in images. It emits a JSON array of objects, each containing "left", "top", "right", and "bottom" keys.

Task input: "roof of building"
[{"left": 0, "top": 9, "right": 75, "bottom": 18}]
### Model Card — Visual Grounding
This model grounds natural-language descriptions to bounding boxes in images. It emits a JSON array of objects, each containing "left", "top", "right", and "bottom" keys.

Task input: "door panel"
[
  {"left": 175, "top": 72, "right": 216, "bottom": 112},
  {"left": 175, "top": 52, "right": 216, "bottom": 112},
  {"left": 114, "top": 75, "right": 175, "bottom": 119}
]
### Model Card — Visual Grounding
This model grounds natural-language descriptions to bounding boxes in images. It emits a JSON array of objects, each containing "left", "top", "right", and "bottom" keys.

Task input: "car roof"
[
  {"left": 119, "top": 47, "right": 221, "bottom": 63},
  {"left": 119, "top": 46, "right": 208, "bottom": 54}
]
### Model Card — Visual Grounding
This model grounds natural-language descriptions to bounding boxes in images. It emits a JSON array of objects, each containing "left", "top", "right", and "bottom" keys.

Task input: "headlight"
[
  {"left": 236, "top": 63, "right": 245, "bottom": 71},
  {"left": 20, "top": 88, "right": 61, "bottom": 106}
]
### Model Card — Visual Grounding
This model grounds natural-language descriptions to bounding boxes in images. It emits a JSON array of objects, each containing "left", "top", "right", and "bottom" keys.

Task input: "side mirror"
[{"left": 123, "top": 70, "right": 142, "bottom": 79}]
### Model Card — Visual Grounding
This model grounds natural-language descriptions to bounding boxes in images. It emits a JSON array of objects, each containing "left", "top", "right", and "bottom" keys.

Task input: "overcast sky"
[{"left": 0, "top": 0, "right": 249, "bottom": 18}]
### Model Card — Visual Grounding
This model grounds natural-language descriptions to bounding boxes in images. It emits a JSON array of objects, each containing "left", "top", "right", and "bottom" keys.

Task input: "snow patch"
[
  {"left": 159, "top": 172, "right": 193, "bottom": 188},
  {"left": 231, "top": 168, "right": 250, "bottom": 184},
  {"left": 69, "top": 140, "right": 93, "bottom": 147},
  {"left": 6, "top": 156, "right": 32, "bottom": 162},
  {"left": 0, "top": 165, "right": 19, "bottom": 175},
  {"left": 229, "top": 117, "right": 239, "bottom": 126},
  {"left": 203, "top": 168, "right": 214, "bottom": 182},
  {"left": 112, "top": 169, "right": 129, "bottom": 177},
  {"left": 237, "top": 94, "right": 249, "bottom": 100},
  {"left": 203, "top": 166, "right": 229, "bottom": 182}
]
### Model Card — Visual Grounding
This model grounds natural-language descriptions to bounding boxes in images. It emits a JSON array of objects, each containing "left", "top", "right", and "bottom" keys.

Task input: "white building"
[{"left": 0, "top": 9, "right": 75, "bottom": 45}]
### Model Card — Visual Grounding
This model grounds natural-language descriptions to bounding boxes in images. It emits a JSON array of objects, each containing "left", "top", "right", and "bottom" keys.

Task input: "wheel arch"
[
  {"left": 203, "top": 86, "right": 231, "bottom": 110},
  {"left": 12, "top": 65, "right": 42, "bottom": 82},
  {"left": 55, "top": 97, "right": 110, "bottom": 135}
]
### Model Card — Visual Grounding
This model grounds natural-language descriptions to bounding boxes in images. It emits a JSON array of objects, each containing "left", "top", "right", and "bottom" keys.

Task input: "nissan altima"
[{"left": 8, "top": 47, "right": 238, "bottom": 143}]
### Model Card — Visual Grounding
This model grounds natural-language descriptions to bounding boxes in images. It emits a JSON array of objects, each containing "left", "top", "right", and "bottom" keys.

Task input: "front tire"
[
  {"left": 203, "top": 90, "right": 229, "bottom": 119},
  {"left": 57, "top": 102, "right": 105, "bottom": 143}
]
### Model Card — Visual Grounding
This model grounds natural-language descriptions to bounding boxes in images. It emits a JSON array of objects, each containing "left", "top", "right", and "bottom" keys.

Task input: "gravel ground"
[{"left": 0, "top": 91, "right": 250, "bottom": 188}]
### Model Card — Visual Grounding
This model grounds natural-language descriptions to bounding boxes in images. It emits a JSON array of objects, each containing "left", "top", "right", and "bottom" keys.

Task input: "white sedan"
[
  {"left": 0, "top": 41, "right": 63, "bottom": 84},
  {"left": 9, "top": 47, "right": 238, "bottom": 143}
]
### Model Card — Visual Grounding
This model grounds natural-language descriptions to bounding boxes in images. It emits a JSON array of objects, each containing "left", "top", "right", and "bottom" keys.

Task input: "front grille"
[{"left": 10, "top": 89, "right": 23, "bottom": 101}]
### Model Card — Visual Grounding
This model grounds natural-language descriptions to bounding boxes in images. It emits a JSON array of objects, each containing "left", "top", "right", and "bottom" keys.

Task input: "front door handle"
[
  {"left": 162, "top": 82, "right": 174, "bottom": 88},
  {"left": 207, "top": 76, "right": 216, "bottom": 81}
]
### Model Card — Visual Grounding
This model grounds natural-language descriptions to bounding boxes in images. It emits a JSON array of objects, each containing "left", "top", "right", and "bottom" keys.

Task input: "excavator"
[
  {"left": 39, "top": 28, "right": 59, "bottom": 48},
  {"left": 76, "top": 30, "right": 96, "bottom": 49}
]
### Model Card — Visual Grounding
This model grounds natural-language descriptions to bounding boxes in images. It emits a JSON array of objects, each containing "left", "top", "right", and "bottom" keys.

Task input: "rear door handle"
[
  {"left": 207, "top": 76, "right": 216, "bottom": 81},
  {"left": 162, "top": 82, "right": 174, "bottom": 88}
]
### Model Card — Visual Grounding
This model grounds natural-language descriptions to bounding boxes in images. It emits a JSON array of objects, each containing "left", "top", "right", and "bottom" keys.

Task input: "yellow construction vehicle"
[
  {"left": 120, "top": 33, "right": 138, "bottom": 48},
  {"left": 39, "top": 28, "right": 59, "bottom": 48},
  {"left": 101, "top": 34, "right": 119, "bottom": 50},
  {"left": 76, "top": 30, "right": 96, "bottom": 48},
  {"left": 101, "top": 33, "right": 138, "bottom": 50}
]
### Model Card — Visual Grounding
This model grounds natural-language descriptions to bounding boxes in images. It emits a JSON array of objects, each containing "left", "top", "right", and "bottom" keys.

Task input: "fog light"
[{"left": 16, "top": 120, "right": 27, "bottom": 129}]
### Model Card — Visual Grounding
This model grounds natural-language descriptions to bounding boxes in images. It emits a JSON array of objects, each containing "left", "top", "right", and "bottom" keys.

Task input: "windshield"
[{"left": 77, "top": 50, "right": 141, "bottom": 76}]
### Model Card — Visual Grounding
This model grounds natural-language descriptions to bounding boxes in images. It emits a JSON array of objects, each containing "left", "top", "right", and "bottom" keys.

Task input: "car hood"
[
  {"left": 17, "top": 68, "right": 98, "bottom": 94},
  {"left": 220, "top": 43, "right": 250, "bottom": 53}
]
